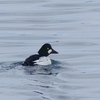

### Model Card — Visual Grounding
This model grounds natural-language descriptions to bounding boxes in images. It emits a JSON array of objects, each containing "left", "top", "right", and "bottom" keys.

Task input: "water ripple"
[{"left": 0, "top": 60, "right": 63, "bottom": 76}]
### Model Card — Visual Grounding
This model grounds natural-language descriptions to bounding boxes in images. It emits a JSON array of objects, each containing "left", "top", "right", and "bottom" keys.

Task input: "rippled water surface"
[{"left": 0, "top": 0, "right": 100, "bottom": 100}]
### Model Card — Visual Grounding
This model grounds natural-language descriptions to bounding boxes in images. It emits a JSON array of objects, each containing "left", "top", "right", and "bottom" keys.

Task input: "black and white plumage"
[{"left": 22, "top": 43, "right": 58, "bottom": 66}]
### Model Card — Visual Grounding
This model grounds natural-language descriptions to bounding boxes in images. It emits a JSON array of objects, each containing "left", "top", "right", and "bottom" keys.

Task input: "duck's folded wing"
[{"left": 22, "top": 54, "right": 39, "bottom": 66}]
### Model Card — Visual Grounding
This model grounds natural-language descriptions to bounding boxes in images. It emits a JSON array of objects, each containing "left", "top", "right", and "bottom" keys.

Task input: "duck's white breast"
[{"left": 34, "top": 57, "right": 52, "bottom": 66}]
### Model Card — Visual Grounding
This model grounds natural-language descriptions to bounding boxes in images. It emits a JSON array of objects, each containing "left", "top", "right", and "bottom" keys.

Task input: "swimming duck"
[{"left": 22, "top": 43, "right": 58, "bottom": 66}]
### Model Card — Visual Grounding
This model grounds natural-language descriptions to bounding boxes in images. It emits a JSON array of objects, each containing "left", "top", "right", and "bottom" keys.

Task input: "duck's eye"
[{"left": 47, "top": 48, "right": 49, "bottom": 50}]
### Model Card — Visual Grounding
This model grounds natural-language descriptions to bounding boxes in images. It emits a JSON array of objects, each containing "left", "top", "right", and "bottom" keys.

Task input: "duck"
[{"left": 22, "top": 43, "right": 58, "bottom": 66}]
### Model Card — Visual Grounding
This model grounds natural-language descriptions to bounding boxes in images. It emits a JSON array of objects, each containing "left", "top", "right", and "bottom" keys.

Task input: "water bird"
[{"left": 22, "top": 43, "right": 58, "bottom": 66}]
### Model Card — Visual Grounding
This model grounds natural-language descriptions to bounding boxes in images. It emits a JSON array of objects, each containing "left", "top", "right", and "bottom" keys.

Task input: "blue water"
[{"left": 0, "top": 0, "right": 100, "bottom": 100}]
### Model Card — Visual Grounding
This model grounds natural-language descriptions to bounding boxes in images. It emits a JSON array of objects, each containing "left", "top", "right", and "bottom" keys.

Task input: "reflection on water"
[{"left": 0, "top": 0, "right": 100, "bottom": 100}]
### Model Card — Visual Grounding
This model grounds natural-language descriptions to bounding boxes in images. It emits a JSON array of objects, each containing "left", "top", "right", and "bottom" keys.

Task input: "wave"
[{"left": 0, "top": 60, "right": 63, "bottom": 75}]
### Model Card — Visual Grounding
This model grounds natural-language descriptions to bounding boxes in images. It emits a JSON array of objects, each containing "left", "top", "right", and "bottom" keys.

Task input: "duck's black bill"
[{"left": 51, "top": 49, "right": 58, "bottom": 54}]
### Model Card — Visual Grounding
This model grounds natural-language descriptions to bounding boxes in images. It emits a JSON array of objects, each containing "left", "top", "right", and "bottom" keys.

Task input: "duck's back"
[{"left": 22, "top": 54, "right": 40, "bottom": 66}]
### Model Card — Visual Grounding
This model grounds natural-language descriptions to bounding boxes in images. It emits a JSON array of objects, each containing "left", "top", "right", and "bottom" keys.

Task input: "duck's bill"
[{"left": 51, "top": 49, "right": 58, "bottom": 54}]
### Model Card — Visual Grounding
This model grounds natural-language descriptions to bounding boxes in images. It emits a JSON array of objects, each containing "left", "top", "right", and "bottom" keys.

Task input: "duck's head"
[{"left": 38, "top": 43, "right": 58, "bottom": 56}]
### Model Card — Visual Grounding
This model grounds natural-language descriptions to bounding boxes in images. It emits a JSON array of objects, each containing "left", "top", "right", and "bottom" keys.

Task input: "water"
[{"left": 0, "top": 0, "right": 100, "bottom": 100}]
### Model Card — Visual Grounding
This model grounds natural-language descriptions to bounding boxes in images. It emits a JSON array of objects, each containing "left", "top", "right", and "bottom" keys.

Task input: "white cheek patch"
[{"left": 48, "top": 49, "right": 52, "bottom": 54}]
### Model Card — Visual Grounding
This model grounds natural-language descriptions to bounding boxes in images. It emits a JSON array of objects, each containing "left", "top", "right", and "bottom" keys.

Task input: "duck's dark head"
[{"left": 38, "top": 43, "right": 58, "bottom": 56}]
